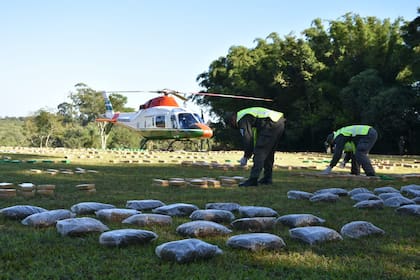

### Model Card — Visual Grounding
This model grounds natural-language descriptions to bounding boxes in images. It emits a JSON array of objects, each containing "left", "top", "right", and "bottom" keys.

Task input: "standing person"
[
  {"left": 322, "top": 125, "right": 378, "bottom": 176},
  {"left": 398, "top": 136, "right": 406, "bottom": 155},
  {"left": 229, "top": 107, "right": 285, "bottom": 187}
]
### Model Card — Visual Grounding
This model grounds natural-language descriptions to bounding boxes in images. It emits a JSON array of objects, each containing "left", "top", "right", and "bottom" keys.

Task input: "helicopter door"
[{"left": 170, "top": 115, "right": 177, "bottom": 129}]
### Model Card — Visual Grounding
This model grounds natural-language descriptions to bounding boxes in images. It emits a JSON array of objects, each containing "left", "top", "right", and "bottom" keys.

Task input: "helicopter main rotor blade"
[{"left": 191, "top": 92, "right": 273, "bottom": 102}]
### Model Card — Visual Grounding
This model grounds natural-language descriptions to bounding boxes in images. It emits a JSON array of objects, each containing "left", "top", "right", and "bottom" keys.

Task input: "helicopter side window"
[
  {"left": 178, "top": 113, "right": 197, "bottom": 129},
  {"left": 155, "top": 115, "right": 165, "bottom": 128}
]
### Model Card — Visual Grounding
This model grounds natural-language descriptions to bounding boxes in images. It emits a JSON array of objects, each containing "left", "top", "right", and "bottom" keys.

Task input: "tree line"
[
  {"left": 196, "top": 12, "right": 420, "bottom": 154},
  {"left": 1, "top": 12, "right": 419, "bottom": 154}
]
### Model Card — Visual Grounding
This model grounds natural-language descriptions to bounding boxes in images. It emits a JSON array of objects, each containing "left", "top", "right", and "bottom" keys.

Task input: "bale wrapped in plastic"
[
  {"left": 176, "top": 220, "right": 232, "bottom": 237},
  {"left": 122, "top": 213, "right": 173, "bottom": 227},
  {"left": 378, "top": 192, "right": 403, "bottom": 201},
  {"left": 70, "top": 202, "right": 116, "bottom": 215},
  {"left": 289, "top": 226, "right": 343, "bottom": 245},
  {"left": 125, "top": 199, "right": 165, "bottom": 211},
  {"left": 348, "top": 187, "right": 372, "bottom": 196},
  {"left": 395, "top": 204, "right": 420, "bottom": 216},
  {"left": 95, "top": 208, "right": 141, "bottom": 223},
  {"left": 353, "top": 200, "right": 384, "bottom": 209},
  {"left": 313, "top": 188, "right": 348, "bottom": 196},
  {"left": 350, "top": 193, "right": 381, "bottom": 202},
  {"left": 205, "top": 202, "right": 241, "bottom": 212},
  {"left": 400, "top": 184, "right": 420, "bottom": 195},
  {"left": 99, "top": 229, "right": 158, "bottom": 247},
  {"left": 231, "top": 217, "right": 276, "bottom": 232},
  {"left": 56, "top": 217, "right": 109, "bottom": 236},
  {"left": 374, "top": 186, "right": 400, "bottom": 194},
  {"left": 152, "top": 203, "right": 199, "bottom": 217},
  {"left": 309, "top": 193, "right": 339, "bottom": 202},
  {"left": 0, "top": 205, "right": 47, "bottom": 220},
  {"left": 286, "top": 190, "right": 313, "bottom": 200},
  {"left": 276, "top": 214, "right": 326, "bottom": 228},
  {"left": 22, "top": 209, "right": 75, "bottom": 227},
  {"left": 189, "top": 209, "right": 235, "bottom": 223},
  {"left": 340, "top": 221, "right": 385, "bottom": 239},
  {"left": 227, "top": 233, "right": 286, "bottom": 251},
  {"left": 155, "top": 238, "right": 223, "bottom": 264},
  {"left": 383, "top": 196, "right": 415, "bottom": 208},
  {"left": 238, "top": 206, "right": 278, "bottom": 218}
]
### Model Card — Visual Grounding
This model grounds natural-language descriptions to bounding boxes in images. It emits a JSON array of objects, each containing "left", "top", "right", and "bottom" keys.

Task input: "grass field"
[{"left": 0, "top": 147, "right": 419, "bottom": 280}]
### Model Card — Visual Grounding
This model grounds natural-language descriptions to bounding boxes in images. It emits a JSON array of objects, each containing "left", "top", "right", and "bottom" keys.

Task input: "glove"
[
  {"left": 339, "top": 162, "right": 346, "bottom": 168},
  {"left": 320, "top": 166, "right": 332, "bottom": 175},
  {"left": 239, "top": 157, "right": 248, "bottom": 166}
]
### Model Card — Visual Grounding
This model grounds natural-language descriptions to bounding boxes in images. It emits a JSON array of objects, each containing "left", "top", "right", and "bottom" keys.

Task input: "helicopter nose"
[{"left": 195, "top": 123, "right": 213, "bottom": 138}]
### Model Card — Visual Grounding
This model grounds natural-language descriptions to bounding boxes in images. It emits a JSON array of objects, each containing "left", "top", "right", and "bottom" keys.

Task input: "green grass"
[{"left": 0, "top": 150, "right": 419, "bottom": 280}]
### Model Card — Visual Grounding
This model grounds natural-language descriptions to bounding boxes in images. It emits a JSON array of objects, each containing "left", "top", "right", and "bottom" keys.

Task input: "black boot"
[
  {"left": 239, "top": 178, "right": 258, "bottom": 187},
  {"left": 258, "top": 177, "right": 272, "bottom": 185}
]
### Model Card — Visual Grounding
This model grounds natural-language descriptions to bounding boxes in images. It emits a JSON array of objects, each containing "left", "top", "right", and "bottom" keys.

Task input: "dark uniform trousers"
[
  {"left": 355, "top": 127, "right": 378, "bottom": 176},
  {"left": 250, "top": 118, "right": 285, "bottom": 180}
]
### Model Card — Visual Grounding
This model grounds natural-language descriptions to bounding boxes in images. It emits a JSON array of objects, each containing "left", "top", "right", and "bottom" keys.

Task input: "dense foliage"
[
  {"left": 196, "top": 13, "right": 420, "bottom": 154},
  {"left": 1, "top": 12, "right": 419, "bottom": 154}
]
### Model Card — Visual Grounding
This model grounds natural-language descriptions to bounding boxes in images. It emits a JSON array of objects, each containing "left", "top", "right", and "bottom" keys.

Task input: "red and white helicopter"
[{"left": 97, "top": 89, "right": 272, "bottom": 149}]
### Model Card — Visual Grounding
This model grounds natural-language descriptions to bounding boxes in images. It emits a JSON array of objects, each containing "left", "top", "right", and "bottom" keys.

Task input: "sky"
[{"left": 0, "top": 0, "right": 419, "bottom": 118}]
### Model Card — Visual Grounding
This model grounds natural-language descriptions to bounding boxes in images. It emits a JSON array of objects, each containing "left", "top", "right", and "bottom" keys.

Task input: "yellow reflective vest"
[
  {"left": 333, "top": 125, "right": 371, "bottom": 139},
  {"left": 236, "top": 107, "right": 283, "bottom": 123},
  {"left": 344, "top": 141, "right": 356, "bottom": 153}
]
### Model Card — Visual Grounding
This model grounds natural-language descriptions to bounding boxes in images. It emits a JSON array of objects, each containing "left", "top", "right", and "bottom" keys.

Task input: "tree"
[
  {"left": 24, "top": 110, "right": 62, "bottom": 148},
  {"left": 69, "top": 83, "right": 133, "bottom": 149}
]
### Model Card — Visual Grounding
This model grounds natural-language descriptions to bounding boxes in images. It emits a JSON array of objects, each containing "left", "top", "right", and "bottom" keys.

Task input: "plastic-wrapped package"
[
  {"left": 122, "top": 213, "right": 173, "bottom": 227},
  {"left": 340, "top": 221, "right": 385, "bottom": 239},
  {"left": 0, "top": 205, "right": 47, "bottom": 220},
  {"left": 373, "top": 186, "right": 400, "bottom": 194},
  {"left": 205, "top": 202, "right": 241, "bottom": 212},
  {"left": 152, "top": 203, "right": 199, "bottom": 217},
  {"left": 286, "top": 190, "right": 313, "bottom": 200},
  {"left": 99, "top": 229, "right": 158, "bottom": 247},
  {"left": 95, "top": 208, "right": 141, "bottom": 222},
  {"left": 125, "top": 199, "right": 165, "bottom": 211},
  {"left": 155, "top": 238, "right": 223, "bottom": 263},
  {"left": 350, "top": 193, "right": 381, "bottom": 202},
  {"left": 348, "top": 187, "right": 372, "bottom": 196},
  {"left": 353, "top": 200, "right": 384, "bottom": 209},
  {"left": 400, "top": 184, "right": 420, "bottom": 195},
  {"left": 176, "top": 220, "right": 232, "bottom": 237},
  {"left": 313, "top": 188, "right": 348, "bottom": 196},
  {"left": 383, "top": 196, "right": 415, "bottom": 208},
  {"left": 276, "top": 214, "right": 325, "bottom": 228},
  {"left": 56, "top": 217, "right": 109, "bottom": 236},
  {"left": 309, "top": 193, "right": 339, "bottom": 202},
  {"left": 378, "top": 192, "right": 403, "bottom": 201},
  {"left": 395, "top": 204, "right": 420, "bottom": 216},
  {"left": 70, "top": 202, "right": 116, "bottom": 215},
  {"left": 238, "top": 206, "right": 278, "bottom": 218},
  {"left": 22, "top": 209, "right": 75, "bottom": 227},
  {"left": 189, "top": 209, "right": 235, "bottom": 223},
  {"left": 231, "top": 217, "right": 276, "bottom": 232},
  {"left": 227, "top": 233, "right": 286, "bottom": 251},
  {"left": 289, "top": 226, "right": 343, "bottom": 245}
]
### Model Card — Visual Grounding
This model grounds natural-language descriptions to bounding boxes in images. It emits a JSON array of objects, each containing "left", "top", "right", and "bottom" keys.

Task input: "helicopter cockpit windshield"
[{"left": 178, "top": 113, "right": 201, "bottom": 129}]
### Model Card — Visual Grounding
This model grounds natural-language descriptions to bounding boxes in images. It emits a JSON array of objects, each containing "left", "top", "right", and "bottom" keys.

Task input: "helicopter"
[{"left": 96, "top": 89, "right": 272, "bottom": 149}]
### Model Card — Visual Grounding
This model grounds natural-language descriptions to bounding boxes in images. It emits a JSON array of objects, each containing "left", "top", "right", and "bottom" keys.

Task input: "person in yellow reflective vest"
[
  {"left": 229, "top": 107, "right": 285, "bottom": 187},
  {"left": 322, "top": 125, "right": 378, "bottom": 176},
  {"left": 338, "top": 141, "right": 360, "bottom": 175}
]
